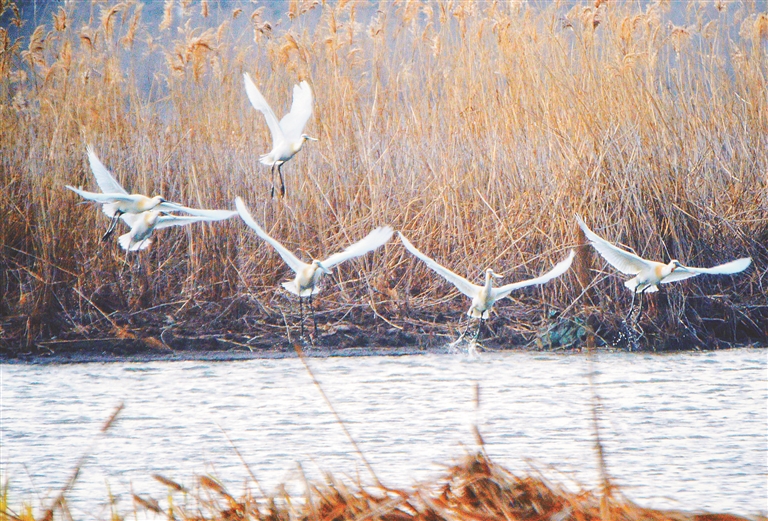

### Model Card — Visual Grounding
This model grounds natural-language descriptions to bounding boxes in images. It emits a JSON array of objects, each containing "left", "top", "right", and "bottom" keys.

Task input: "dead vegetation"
[
  {"left": 0, "top": 0, "right": 766, "bottom": 352},
  {"left": 0, "top": 402, "right": 756, "bottom": 521}
]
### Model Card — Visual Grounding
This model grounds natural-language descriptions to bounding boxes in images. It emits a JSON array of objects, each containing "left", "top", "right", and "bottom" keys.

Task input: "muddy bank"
[{"left": 2, "top": 305, "right": 765, "bottom": 363}]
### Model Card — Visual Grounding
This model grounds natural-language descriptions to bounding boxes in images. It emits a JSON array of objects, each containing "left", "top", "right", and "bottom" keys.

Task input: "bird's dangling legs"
[
  {"left": 277, "top": 164, "right": 286, "bottom": 198},
  {"left": 309, "top": 294, "right": 318, "bottom": 340},
  {"left": 298, "top": 297, "right": 305, "bottom": 338},
  {"left": 270, "top": 164, "right": 277, "bottom": 199},
  {"left": 623, "top": 289, "right": 647, "bottom": 351},
  {"left": 457, "top": 316, "right": 473, "bottom": 342},
  {"left": 102, "top": 211, "right": 123, "bottom": 241},
  {"left": 472, "top": 319, "right": 483, "bottom": 343},
  {"left": 625, "top": 290, "right": 637, "bottom": 323}
]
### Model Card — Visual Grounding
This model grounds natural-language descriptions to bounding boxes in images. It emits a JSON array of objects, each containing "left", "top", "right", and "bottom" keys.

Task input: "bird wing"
[
  {"left": 157, "top": 201, "right": 236, "bottom": 220},
  {"left": 492, "top": 250, "right": 575, "bottom": 300},
  {"left": 235, "top": 197, "right": 306, "bottom": 274},
  {"left": 243, "top": 73, "right": 284, "bottom": 145},
  {"left": 661, "top": 257, "right": 752, "bottom": 283},
  {"left": 658, "top": 270, "right": 699, "bottom": 284},
  {"left": 279, "top": 80, "right": 313, "bottom": 143},
  {"left": 120, "top": 213, "right": 141, "bottom": 227},
  {"left": 576, "top": 215, "right": 652, "bottom": 275},
  {"left": 153, "top": 214, "right": 224, "bottom": 230},
  {"left": 398, "top": 232, "right": 481, "bottom": 298},
  {"left": 86, "top": 145, "right": 128, "bottom": 195},
  {"left": 322, "top": 226, "right": 394, "bottom": 269},
  {"left": 65, "top": 186, "right": 135, "bottom": 204}
]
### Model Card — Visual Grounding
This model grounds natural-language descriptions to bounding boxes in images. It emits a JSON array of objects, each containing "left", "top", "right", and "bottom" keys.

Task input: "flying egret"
[
  {"left": 243, "top": 73, "right": 317, "bottom": 198},
  {"left": 118, "top": 210, "right": 237, "bottom": 251},
  {"left": 236, "top": 197, "right": 393, "bottom": 338},
  {"left": 399, "top": 232, "right": 575, "bottom": 341},
  {"left": 66, "top": 145, "right": 236, "bottom": 241},
  {"left": 576, "top": 215, "right": 752, "bottom": 319}
]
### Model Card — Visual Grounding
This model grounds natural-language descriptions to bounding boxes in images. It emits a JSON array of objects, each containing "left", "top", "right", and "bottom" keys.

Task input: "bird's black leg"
[
  {"left": 277, "top": 163, "right": 286, "bottom": 198},
  {"left": 270, "top": 164, "right": 277, "bottom": 199},
  {"left": 625, "top": 288, "right": 648, "bottom": 350},
  {"left": 625, "top": 290, "right": 636, "bottom": 323},
  {"left": 458, "top": 316, "right": 472, "bottom": 342},
  {"left": 473, "top": 319, "right": 483, "bottom": 343},
  {"left": 102, "top": 211, "right": 123, "bottom": 241},
  {"left": 299, "top": 297, "right": 305, "bottom": 338},
  {"left": 309, "top": 293, "right": 318, "bottom": 340}
]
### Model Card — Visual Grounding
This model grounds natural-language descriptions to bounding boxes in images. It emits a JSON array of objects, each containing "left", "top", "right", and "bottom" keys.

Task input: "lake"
[{"left": 1, "top": 348, "right": 766, "bottom": 517}]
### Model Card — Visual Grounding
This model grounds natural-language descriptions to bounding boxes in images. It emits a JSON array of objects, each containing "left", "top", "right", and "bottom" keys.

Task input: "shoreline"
[{"left": 2, "top": 326, "right": 765, "bottom": 365}]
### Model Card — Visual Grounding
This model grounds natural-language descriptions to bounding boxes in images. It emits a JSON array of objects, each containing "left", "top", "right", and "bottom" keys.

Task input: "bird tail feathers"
[
  {"left": 259, "top": 154, "right": 278, "bottom": 166},
  {"left": 281, "top": 281, "right": 300, "bottom": 295},
  {"left": 118, "top": 233, "right": 151, "bottom": 251},
  {"left": 625, "top": 279, "right": 658, "bottom": 293},
  {"left": 281, "top": 281, "right": 322, "bottom": 296},
  {"left": 102, "top": 203, "right": 119, "bottom": 218},
  {"left": 467, "top": 309, "right": 489, "bottom": 319}
]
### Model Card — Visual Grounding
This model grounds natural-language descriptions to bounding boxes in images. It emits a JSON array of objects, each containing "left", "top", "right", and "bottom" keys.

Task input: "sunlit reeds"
[
  {"left": 3, "top": 450, "right": 756, "bottom": 521},
  {"left": 1, "top": 1, "right": 765, "bottom": 348}
]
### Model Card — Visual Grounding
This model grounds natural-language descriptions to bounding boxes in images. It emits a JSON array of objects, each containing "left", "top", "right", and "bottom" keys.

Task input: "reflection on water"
[{"left": 1, "top": 349, "right": 766, "bottom": 515}]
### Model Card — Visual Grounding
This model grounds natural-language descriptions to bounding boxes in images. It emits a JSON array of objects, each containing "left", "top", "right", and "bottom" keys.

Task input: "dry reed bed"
[
  {"left": 2, "top": 451, "right": 756, "bottom": 521},
  {"left": 1, "top": 1, "right": 766, "bottom": 350}
]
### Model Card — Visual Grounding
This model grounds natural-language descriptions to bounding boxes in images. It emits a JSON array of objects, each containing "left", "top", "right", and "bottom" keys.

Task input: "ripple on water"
[{"left": 1, "top": 349, "right": 766, "bottom": 515}]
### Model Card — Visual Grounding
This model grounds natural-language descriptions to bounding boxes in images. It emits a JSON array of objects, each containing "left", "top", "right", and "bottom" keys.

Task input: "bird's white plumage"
[
  {"left": 235, "top": 196, "right": 305, "bottom": 273},
  {"left": 322, "top": 226, "right": 397, "bottom": 270},
  {"left": 118, "top": 210, "right": 237, "bottom": 251},
  {"left": 399, "top": 233, "right": 481, "bottom": 298},
  {"left": 577, "top": 215, "right": 752, "bottom": 292},
  {"left": 279, "top": 82, "right": 313, "bottom": 144},
  {"left": 236, "top": 197, "right": 393, "bottom": 297},
  {"left": 86, "top": 145, "right": 127, "bottom": 195},
  {"left": 492, "top": 251, "right": 576, "bottom": 300},
  {"left": 243, "top": 73, "right": 315, "bottom": 166},
  {"left": 399, "top": 232, "right": 574, "bottom": 319},
  {"left": 243, "top": 73, "right": 283, "bottom": 145},
  {"left": 71, "top": 146, "right": 238, "bottom": 220},
  {"left": 67, "top": 184, "right": 238, "bottom": 222},
  {"left": 69, "top": 146, "right": 237, "bottom": 248},
  {"left": 576, "top": 215, "right": 650, "bottom": 275}
]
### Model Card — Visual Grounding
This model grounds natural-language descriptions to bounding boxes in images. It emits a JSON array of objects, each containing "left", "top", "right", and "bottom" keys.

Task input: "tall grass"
[{"left": 1, "top": 1, "right": 766, "bottom": 348}]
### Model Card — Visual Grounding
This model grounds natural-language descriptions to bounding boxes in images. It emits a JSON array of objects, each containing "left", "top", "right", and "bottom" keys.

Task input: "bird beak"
[
  {"left": 671, "top": 261, "right": 689, "bottom": 272},
  {"left": 304, "top": 135, "right": 318, "bottom": 142}
]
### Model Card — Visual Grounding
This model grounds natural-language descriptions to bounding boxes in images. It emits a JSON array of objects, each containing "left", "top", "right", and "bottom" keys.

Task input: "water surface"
[{"left": 2, "top": 349, "right": 766, "bottom": 516}]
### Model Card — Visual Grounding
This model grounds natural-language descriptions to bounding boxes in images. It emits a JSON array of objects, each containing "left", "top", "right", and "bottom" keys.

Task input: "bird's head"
[
  {"left": 485, "top": 268, "right": 503, "bottom": 280},
  {"left": 313, "top": 260, "right": 332, "bottom": 274},
  {"left": 301, "top": 134, "right": 318, "bottom": 143},
  {"left": 151, "top": 195, "right": 167, "bottom": 206},
  {"left": 669, "top": 260, "right": 689, "bottom": 272},
  {"left": 145, "top": 210, "right": 162, "bottom": 226}
]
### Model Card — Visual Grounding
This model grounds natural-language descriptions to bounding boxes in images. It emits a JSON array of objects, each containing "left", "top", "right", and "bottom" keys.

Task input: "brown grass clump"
[
  {"left": 3, "top": 451, "right": 756, "bottom": 521},
  {"left": 0, "top": 1, "right": 766, "bottom": 352}
]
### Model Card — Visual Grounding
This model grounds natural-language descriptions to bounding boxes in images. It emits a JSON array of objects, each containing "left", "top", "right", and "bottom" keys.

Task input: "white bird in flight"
[
  {"left": 577, "top": 216, "right": 752, "bottom": 292},
  {"left": 243, "top": 73, "right": 317, "bottom": 198},
  {"left": 66, "top": 145, "right": 236, "bottom": 246},
  {"left": 576, "top": 215, "right": 752, "bottom": 318},
  {"left": 399, "top": 232, "right": 574, "bottom": 340},
  {"left": 117, "top": 210, "right": 236, "bottom": 251},
  {"left": 236, "top": 197, "right": 393, "bottom": 338}
]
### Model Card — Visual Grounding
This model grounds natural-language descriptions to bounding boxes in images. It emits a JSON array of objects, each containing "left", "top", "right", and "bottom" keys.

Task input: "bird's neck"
[
  {"left": 659, "top": 262, "right": 675, "bottom": 279},
  {"left": 483, "top": 271, "right": 495, "bottom": 294}
]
